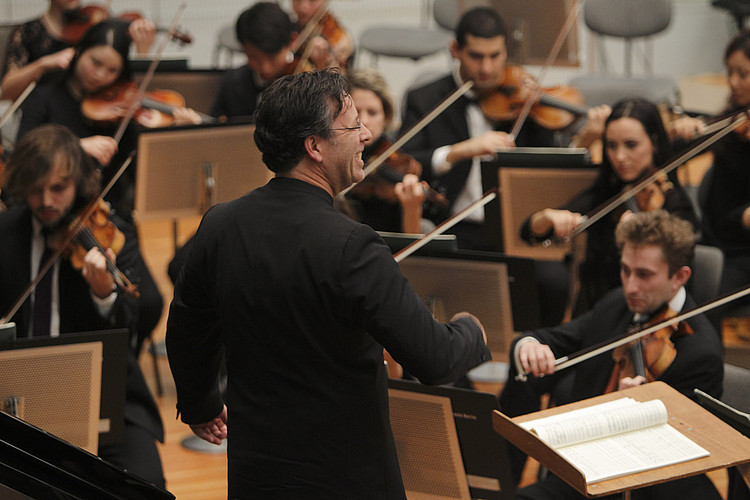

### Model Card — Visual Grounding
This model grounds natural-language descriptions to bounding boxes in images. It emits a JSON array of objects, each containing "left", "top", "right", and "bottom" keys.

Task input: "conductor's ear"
[{"left": 304, "top": 135, "right": 324, "bottom": 163}]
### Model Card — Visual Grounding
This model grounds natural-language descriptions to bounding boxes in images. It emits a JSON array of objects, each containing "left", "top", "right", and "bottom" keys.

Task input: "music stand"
[
  {"left": 493, "top": 382, "right": 750, "bottom": 498},
  {"left": 1, "top": 329, "right": 129, "bottom": 446},
  {"left": 481, "top": 150, "right": 597, "bottom": 259},
  {"left": 389, "top": 379, "right": 516, "bottom": 500},
  {"left": 398, "top": 249, "right": 540, "bottom": 362},
  {"left": 135, "top": 122, "right": 272, "bottom": 220},
  {"left": 0, "top": 342, "right": 102, "bottom": 453}
]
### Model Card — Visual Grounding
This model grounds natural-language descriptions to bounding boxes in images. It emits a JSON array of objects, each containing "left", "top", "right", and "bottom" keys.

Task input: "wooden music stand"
[
  {"left": 493, "top": 381, "right": 750, "bottom": 498},
  {"left": 497, "top": 166, "right": 597, "bottom": 261}
]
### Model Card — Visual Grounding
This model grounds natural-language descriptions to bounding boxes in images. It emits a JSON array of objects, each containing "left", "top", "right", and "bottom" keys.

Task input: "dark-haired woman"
[{"left": 1, "top": 0, "right": 155, "bottom": 101}]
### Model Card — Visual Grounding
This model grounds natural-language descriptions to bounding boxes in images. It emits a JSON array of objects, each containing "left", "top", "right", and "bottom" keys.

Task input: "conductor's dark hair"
[
  {"left": 455, "top": 7, "right": 507, "bottom": 48},
  {"left": 236, "top": 2, "right": 294, "bottom": 54},
  {"left": 253, "top": 69, "right": 350, "bottom": 174}
]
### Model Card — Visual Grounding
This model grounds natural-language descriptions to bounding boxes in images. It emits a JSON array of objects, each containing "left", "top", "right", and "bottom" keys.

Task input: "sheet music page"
[
  {"left": 557, "top": 423, "right": 709, "bottom": 483},
  {"left": 527, "top": 399, "right": 667, "bottom": 448},
  {"left": 519, "top": 398, "right": 709, "bottom": 483}
]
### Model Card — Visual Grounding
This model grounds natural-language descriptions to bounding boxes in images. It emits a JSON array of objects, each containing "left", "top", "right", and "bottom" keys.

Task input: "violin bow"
[
  {"left": 508, "top": 0, "right": 583, "bottom": 141},
  {"left": 0, "top": 152, "right": 136, "bottom": 326},
  {"left": 0, "top": 82, "right": 36, "bottom": 130},
  {"left": 516, "top": 282, "right": 750, "bottom": 382},
  {"left": 113, "top": 3, "right": 186, "bottom": 144},
  {"left": 293, "top": 0, "right": 329, "bottom": 53},
  {"left": 571, "top": 107, "right": 749, "bottom": 238},
  {"left": 339, "top": 80, "right": 474, "bottom": 197},
  {"left": 293, "top": 1, "right": 329, "bottom": 74},
  {"left": 393, "top": 188, "right": 498, "bottom": 263}
]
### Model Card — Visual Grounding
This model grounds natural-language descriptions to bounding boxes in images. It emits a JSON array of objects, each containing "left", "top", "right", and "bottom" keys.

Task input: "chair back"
[
  {"left": 723, "top": 363, "right": 750, "bottom": 413},
  {"left": 689, "top": 244, "right": 724, "bottom": 306},
  {"left": 584, "top": 0, "right": 672, "bottom": 39},
  {"left": 433, "top": 0, "right": 461, "bottom": 31}
]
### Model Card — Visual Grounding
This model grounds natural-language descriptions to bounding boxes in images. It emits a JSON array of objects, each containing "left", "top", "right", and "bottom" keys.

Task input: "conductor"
[{"left": 166, "top": 69, "right": 490, "bottom": 499}]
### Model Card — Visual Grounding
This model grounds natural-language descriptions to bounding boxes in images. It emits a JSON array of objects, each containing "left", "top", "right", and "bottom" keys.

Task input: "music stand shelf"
[{"left": 493, "top": 382, "right": 750, "bottom": 497}]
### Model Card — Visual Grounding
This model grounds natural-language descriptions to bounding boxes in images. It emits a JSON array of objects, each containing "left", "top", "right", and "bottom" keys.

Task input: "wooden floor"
[{"left": 135, "top": 208, "right": 742, "bottom": 499}]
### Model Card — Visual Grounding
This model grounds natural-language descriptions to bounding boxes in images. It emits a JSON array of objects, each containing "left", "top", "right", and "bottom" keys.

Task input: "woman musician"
[
  {"left": 17, "top": 18, "right": 201, "bottom": 219},
  {"left": 346, "top": 68, "right": 434, "bottom": 234},
  {"left": 1, "top": 0, "right": 156, "bottom": 101}
]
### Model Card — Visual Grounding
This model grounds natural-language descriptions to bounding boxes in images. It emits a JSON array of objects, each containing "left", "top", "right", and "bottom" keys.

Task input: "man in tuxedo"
[
  {"left": 400, "top": 7, "right": 605, "bottom": 252},
  {"left": 400, "top": 7, "right": 554, "bottom": 250},
  {"left": 499, "top": 210, "right": 723, "bottom": 500},
  {"left": 167, "top": 69, "right": 490, "bottom": 498},
  {"left": 0, "top": 124, "right": 166, "bottom": 489}
]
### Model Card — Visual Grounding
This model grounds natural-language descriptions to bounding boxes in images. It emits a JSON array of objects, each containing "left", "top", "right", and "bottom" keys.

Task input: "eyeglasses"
[{"left": 331, "top": 119, "right": 362, "bottom": 133}]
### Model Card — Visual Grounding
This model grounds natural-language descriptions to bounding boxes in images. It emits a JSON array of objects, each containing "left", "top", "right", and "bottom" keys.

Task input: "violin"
[
  {"left": 62, "top": 4, "right": 192, "bottom": 45},
  {"left": 604, "top": 305, "right": 692, "bottom": 393},
  {"left": 48, "top": 199, "right": 139, "bottom": 297},
  {"left": 633, "top": 166, "right": 674, "bottom": 213},
  {"left": 479, "top": 65, "right": 588, "bottom": 130},
  {"left": 81, "top": 81, "right": 214, "bottom": 128},
  {"left": 295, "top": 9, "right": 351, "bottom": 71},
  {"left": 348, "top": 138, "right": 448, "bottom": 208}
]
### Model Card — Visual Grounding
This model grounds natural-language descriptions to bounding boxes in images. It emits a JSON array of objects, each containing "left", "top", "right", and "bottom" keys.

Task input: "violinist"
[
  {"left": 291, "top": 0, "right": 354, "bottom": 72},
  {"left": 210, "top": 2, "right": 301, "bottom": 121},
  {"left": 347, "top": 68, "right": 430, "bottom": 234},
  {"left": 0, "top": 124, "right": 166, "bottom": 488},
  {"left": 500, "top": 210, "right": 723, "bottom": 500},
  {"left": 400, "top": 7, "right": 603, "bottom": 250},
  {"left": 523, "top": 99, "right": 698, "bottom": 319},
  {"left": 695, "top": 30, "right": 750, "bottom": 326},
  {"left": 1, "top": 0, "right": 156, "bottom": 101}
]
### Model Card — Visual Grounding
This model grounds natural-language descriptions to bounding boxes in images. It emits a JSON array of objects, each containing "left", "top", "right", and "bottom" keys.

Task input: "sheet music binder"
[{"left": 493, "top": 382, "right": 750, "bottom": 497}]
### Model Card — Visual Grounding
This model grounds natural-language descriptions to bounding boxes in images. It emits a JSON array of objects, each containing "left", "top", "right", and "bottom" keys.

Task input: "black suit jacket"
[
  {"left": 167, "top": 177, "right": 491, "bottom": 499},
  {"left": 0, "top": 207, "right": 163, "bottom": 443},
  {"left": 400, "top": 74, "right": 557, "bottom": 218}
]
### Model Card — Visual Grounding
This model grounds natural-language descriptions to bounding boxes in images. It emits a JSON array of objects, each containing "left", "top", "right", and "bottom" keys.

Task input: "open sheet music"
[{"left": 519, "top": 397, "right": 709, "bottom": 483}]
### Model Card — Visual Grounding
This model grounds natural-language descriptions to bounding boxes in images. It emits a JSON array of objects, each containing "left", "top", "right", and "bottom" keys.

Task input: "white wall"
[{"left": 0, "top": 0, "right": 738, "bottom": 113}]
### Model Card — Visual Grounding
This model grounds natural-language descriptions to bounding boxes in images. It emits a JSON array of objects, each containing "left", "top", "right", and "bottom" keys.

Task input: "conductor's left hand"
[{"left": 189, "top": 405, "right": 228, "bottom": 444}]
